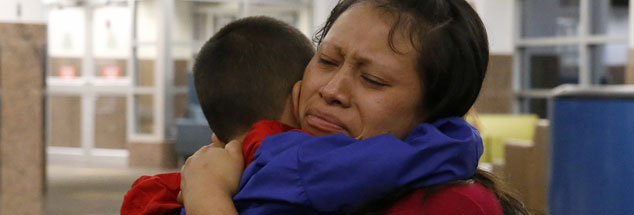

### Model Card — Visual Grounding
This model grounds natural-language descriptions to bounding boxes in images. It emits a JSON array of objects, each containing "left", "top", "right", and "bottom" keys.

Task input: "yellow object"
[{"left": 466, "top": 114, "right": 538, "bottom": 163}]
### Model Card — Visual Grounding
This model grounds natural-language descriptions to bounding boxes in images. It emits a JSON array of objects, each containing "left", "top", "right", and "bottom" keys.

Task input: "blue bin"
[{"left": 550, "top": 86, "right": 634, "bottom": 215}]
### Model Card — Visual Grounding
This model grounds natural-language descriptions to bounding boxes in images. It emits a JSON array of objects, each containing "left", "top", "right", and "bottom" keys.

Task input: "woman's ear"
[{"left": 292, "top": 81, "right": 302, "bottom": 121}]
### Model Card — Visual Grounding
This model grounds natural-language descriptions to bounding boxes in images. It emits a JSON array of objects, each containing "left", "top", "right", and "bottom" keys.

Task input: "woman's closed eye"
[
  {"left": 318, "top": 57, "right": 338, "bottom": 67},
  {"left": 361, "top": 74, "right": 388, "bottom": 87}
]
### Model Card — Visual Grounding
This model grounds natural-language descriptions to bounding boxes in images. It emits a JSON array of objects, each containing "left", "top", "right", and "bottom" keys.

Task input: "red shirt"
[
  {"left": 121, "top": 121, "right": 502, "bottom": 215},
  {"left": 242, "top": 121, "right": 298, "bottom": 167},
  {"left": 387, "top": 183, "right": 503, "bottom": 215},
  {"left": 120, "top": 173, "right": 182, "bottom": 215}
]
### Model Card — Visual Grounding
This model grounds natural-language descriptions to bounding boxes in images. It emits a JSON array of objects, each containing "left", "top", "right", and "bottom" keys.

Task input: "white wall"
[
  {"left": 0, "top": 0, "right": 46, "bottom": 24},
  {"left": 472, "top": 0, "right": 514, "bottom": 55},
  {"left": 312, "top": 0, "right": 338, "bottom": 37}
]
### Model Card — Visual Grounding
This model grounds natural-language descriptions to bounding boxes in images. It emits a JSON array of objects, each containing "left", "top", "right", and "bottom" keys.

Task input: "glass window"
[
  {"left": 93, "top": 6, "right": 131, "bottom": 56},
  {"left": 137, "top": 45, "right": 156, "bottom": 87},
  {"left": 172, "top": 50, "right": 191, "bottom": 88},
  {"left": 174, "top": 94, "right": 188, "bottom": 119},
  {"left": 590, "top": 43, "right": 628, "bottom": 85},
  {"left": 248, "top": 1, "right": 312, "bottom": 36},
  {"left": 49, "top": 58, "right": 82, "bottom": 78},
  {"left": 95, "top": 58, "right": 127, "bottom": 79},
  {"left": 249, "top": 4, "right": 300, "bottom": 27},
  {"left": 591, "top": 0, "right": 629, "bottom": 36},
  {"left": 521, "top": 0, "right": 580, "bottom": 38},
  {"left": 520, "top": 46, "right": 580, "bottom": 89},
  {"left": 193, "top": 13, "right": 208, "bottom": 42},
  {"left": 137, "top": 0, "right": 159, "bottom": 44},
  {"left": 93, "top": 5, "right": 131, "bottom": 80},
  {"left": 48, "top": 96, "right": 81, "bottom": 147},
  {"left": 213, "top": 14, "right": 238, "bottom": 33},
  {"left": 191, "top": 1, "right": 240, "bottom": 38},
  {"left": 135, "top": 94, "right": 154, "bottom": 134},
  {"left": 48, "top": 7, "right": 85, "bottom": 61},
  {"left": 520, "top": 97, "right": 549, "bottom": 119},
  {"left": 95, "top": 96, "right": 127, "bottom": 149},
  {"left": 172, "top": 0, "right": 195, "bottom": 88}
]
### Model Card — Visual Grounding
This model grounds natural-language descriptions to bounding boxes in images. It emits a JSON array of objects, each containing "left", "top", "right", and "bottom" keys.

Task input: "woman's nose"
[{"left": 319, "top": 70, "right": 351, "bottom": 107}]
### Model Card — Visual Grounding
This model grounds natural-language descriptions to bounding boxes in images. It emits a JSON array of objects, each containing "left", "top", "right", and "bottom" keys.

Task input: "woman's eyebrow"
[
  {"left": 320, "top": 43, "right": 385, "bottom": 71},
  {"left": 319, "top": 42, "right": 345, "bottom": 56},
  {"left": 352, "top": 55, "right": 372, "bottom": 67},
  {"left": 350, "top": 51, "right": 383, "bottom": 70}
]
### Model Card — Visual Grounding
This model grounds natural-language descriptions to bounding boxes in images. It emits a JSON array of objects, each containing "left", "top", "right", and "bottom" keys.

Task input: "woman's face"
[{"left": 298, "top": 3, "right": 423, "bottom": 140}]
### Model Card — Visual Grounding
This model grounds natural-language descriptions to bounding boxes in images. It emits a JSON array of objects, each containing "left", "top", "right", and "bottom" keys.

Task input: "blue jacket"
[{"left": 232, "top": 117, "right": 483, "bottom": 214}]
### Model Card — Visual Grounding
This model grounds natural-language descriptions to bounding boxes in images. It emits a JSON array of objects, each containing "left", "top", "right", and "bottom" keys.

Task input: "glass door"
[{"left": 46, "top": 1, "right": 133, "bottom": 159}]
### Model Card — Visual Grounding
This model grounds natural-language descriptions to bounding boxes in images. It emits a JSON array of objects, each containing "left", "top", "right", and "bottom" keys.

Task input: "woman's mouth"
[{"left": 304, "top": 111, "right": 347, "bottom": 134}]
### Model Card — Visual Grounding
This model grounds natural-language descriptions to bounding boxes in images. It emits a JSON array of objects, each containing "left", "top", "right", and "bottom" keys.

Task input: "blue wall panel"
[{"left": 550, "top": 98, "right": 634, "bottom": 215}]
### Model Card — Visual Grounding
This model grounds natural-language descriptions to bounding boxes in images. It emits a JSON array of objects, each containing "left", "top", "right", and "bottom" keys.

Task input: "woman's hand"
[{"left": 179, "top": 134, "right": 244, "bottom": 215}]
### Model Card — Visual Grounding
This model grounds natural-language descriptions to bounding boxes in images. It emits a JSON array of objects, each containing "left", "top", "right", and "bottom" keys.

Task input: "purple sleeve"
[{"left": 233, "top": 117, "right": 483, "bottom": 214}]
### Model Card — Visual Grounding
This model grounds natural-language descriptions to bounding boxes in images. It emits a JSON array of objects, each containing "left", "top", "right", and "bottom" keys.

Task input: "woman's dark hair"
[
  {"left": 315, "top": 0, "right": 527, "bottom": 214},
  {"left": 315, "top": 0, "right": 488, "bottom": 123}
]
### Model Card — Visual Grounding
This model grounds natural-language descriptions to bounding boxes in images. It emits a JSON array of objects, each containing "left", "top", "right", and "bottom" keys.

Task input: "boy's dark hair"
[{"left": 193, "top": 16, "right": 314, "bottom": 142}]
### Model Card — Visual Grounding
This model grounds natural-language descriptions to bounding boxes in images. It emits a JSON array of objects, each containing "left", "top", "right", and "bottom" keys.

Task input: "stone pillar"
[{"left": 0, "top": 23, "right": 46, "bottom": 215}]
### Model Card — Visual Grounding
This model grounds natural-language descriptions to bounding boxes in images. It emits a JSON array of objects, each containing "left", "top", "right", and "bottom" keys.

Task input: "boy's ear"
[{"left": 292, "top": 81, "right": 302, "bottom": 121}]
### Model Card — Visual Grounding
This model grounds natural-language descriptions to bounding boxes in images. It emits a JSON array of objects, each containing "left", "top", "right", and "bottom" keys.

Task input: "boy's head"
[{"left": 193, "top": 16, "right": 315, "bottom": 143}]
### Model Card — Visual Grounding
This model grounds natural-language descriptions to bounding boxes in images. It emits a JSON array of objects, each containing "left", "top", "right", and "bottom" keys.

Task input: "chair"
[
  {"left": 174, "top": 73, "right": 213, "bottom": 162},
  {"left": 466, "top": 114, "right": 539, "bottom": 163}
]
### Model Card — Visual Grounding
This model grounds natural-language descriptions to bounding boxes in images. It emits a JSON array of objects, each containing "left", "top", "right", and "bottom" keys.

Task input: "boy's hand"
[
  {"left": 181, "top": 134, "right": 244, "bottom": 195},
  {"left": 179, "top": 134, "right": 244, "bottom": 214}
]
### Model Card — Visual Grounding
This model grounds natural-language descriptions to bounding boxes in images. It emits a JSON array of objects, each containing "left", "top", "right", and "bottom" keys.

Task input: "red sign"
[
  {"left": 58, "top": 66, "right": 77, "bottom": 79},
  {"left": 101, "top": 66, "right": 121, "bottom": 79}
]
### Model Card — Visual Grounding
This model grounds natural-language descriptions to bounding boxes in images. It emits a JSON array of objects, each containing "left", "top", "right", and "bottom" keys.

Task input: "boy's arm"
[{"left": 180, "top": 136, "right": 243, "bottom": 215}]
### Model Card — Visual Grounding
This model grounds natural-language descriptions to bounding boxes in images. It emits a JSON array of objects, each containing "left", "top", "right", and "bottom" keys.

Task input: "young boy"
[
  {"left": 121, "top": 16, "right": 314, "bottom": 215},
  {"left": 122, "top": 16, "right": 482, "bottom": 215}
]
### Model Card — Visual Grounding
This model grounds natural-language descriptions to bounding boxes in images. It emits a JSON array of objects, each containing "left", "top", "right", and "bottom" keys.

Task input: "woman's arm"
[
  {"left": 234, "top": 117, "right": 482, "bottom": 213},
  {"left": 180, "top": 135, "right": 244, "bottom": 215}
]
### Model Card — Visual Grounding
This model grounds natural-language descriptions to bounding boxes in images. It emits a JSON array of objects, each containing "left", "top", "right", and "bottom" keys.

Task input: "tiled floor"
[{"left": 45, "top": 157, "right": 177, "bottom": 215}]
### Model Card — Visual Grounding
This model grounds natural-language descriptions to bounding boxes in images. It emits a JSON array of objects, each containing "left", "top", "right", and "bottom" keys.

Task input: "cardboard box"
[
  {"left": 503, "top": 119, "right": 550, "bottom": 214},
  {"left": 527, "top": 120, "right": 549, "bottom": 214},
  {"left": 504, "top": 139, "right": 533, "bottom": 205}
]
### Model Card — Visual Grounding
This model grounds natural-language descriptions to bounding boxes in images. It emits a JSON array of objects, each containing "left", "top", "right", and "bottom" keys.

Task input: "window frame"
[{"left": 513, "top": 0, "right": 631, "bottom": 116}]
